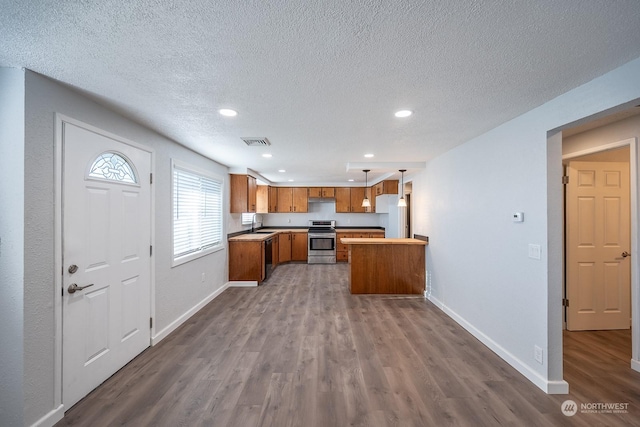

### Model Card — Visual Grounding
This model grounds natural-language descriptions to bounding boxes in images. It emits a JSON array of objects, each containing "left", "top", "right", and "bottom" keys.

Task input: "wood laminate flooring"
[{"left": 56, "top": 264, "right": 640, "bottom": 426}]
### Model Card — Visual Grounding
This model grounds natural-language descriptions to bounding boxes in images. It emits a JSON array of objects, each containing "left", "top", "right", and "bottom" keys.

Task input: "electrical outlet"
[{"left": 534, "top": 345, "right": 543, "bottom": 364}]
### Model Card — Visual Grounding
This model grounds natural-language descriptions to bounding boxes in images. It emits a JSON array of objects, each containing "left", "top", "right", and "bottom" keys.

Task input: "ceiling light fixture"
[
  {"left": 398, "top": 169, "right": 407, "bottom": 207},
  {"left": 362, "top": 169, "right": 371, "bottom": 208},
  {"left": 278, "top": 169, "right": 286, "bottom": 173},
  {"left": 219, "top": 108, "right": 238, "bottom": 117},
  {"left": 394, "top": 110, "right": 412, "bottom": 118},
  {"left": 364, "top": 153, "right": 374, "bottom": 158},
  {"left": 262, "top": 153, "right": 272, "bottom": 158},
  {"left": 348, "top": 179, "right": 354, "bottom": 182},
  {"left": 288, "top": 179, "right": 294, "bottom": 182}
]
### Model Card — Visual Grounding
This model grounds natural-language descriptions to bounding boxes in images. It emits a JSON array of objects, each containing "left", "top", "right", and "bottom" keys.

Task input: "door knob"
[
  {"left": 68, "top": 283, "right": 94, "bottom": 294},
  {"left": 622, "top": 251, "right": 631, "bottom": 258}
]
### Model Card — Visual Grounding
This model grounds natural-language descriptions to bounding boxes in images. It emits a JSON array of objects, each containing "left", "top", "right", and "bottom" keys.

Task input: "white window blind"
[{"left": 172, "top": 162, "right": 223, "bottom": 263}]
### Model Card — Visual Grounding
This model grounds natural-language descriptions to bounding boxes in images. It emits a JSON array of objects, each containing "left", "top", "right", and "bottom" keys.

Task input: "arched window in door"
[{"left": 87, "top": 151, "right": 138, "bottom": 184}]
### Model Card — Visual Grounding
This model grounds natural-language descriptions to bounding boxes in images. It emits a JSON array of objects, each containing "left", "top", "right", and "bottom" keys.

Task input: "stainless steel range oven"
[{"left": 308, "top": 220, "right": 336, "bottom": 264}]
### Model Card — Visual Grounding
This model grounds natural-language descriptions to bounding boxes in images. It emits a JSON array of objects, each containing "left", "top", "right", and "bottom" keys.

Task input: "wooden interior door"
[{"left": 566, "top": 161, "right": 631, "bottom": 331}]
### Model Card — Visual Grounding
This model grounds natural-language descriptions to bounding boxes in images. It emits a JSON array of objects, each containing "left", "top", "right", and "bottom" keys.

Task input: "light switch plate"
[{"left": 528, "top": 244, "right": 541, "bottom": 260}]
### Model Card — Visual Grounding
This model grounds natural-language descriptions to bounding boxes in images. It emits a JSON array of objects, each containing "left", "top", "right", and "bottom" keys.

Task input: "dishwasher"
[{"left": 264, "top": 237, "right": 273, "bottom": 281}]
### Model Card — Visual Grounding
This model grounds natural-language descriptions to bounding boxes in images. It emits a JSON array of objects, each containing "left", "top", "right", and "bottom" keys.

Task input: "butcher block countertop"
[
  {"left": 341, "top": 238, "right": 427, "bottom": 245},
  {"left": 228, "top": 229, "right": 305, "bottom": 242}
]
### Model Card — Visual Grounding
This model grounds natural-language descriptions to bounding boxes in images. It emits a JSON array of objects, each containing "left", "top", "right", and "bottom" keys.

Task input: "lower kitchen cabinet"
[
  {"left": 229, "top": 240, "right": 265, "bottom": 282},
  {"left": 291, "top": 232, "right": 308, "bottom": 261},
  {"left": 279, "top": 231, "right": 307, "bottom": 262},
  {"left": 337, "top": 232, "right": 351, "bottom": 262},
  {"left": 279, "top": 232, "right": 292, "bottom": 263}
]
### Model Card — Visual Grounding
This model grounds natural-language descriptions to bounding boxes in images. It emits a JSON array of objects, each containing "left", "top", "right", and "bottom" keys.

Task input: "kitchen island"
[{"left": 341, "top": 238, "right": 427, "bottom": 294}]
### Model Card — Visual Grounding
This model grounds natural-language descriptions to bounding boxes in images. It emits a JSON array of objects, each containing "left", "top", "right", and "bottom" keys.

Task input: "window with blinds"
[{"left": 172, "top": 160, "right": 224, "bottom": 265}]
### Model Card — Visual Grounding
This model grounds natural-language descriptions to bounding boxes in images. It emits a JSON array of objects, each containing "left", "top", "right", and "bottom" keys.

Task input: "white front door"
[
  {"left": 566, "top": 161, "right": 631, "bottom": 331},
  {"left": 62, "top": 122, "right": 152, "bottom": 408}
]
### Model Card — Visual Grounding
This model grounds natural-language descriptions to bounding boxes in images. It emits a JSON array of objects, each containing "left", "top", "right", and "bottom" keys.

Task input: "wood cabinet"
[
  {"left": 230, "top": 174, "right": 257, "bottom": 213},
  {"left": 335, "top": 187, "right": 368, "bottom": 213},
  {"left": 337, "top": 232, "right": 352, "bottom": 262},
  {"left": 256, "top": 185, "right": 269, "bottom": 213},
  {"left": 278, "top": 231, "right": 307, "bottom": 262},
  {"left": 350, "top": 187, "right": 366, "bottom": 213},
  {"left": 335, "top": 188, "right": 351, "bottom": 213},
  {"left": 277, "top": 187, "right": 308, "bottom": 212},
  {"left": 229, "top": 240, "right": 264, "bottom": 282},
  {"left": 291, "top": 232, "right": 308, "bottom": 261},
  {"left": 365, "top": 187, "right": 375, "bottom": 213},
  {"left": 279, "top": 232, "right": 292, "bottom": 262},
  {"left": 373, "top": 180, "right": 399, "bottom": 196},
  {"left": 269, "top": 186, "right": 278, "bottom": 213},
  {"left": 308, "top": 187, "right": 335, "bottom": 198},
  {"left": 292, "top": 188, "right": 308, "bottom": 212}
]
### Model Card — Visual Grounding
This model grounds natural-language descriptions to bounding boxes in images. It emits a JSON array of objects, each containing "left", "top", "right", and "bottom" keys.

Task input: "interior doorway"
[
  {"left": 558, "top": 105, "right": 640, "bottom": 382},
  {"left": 563, "top": 147, "right": 631, "bottom": 331}
]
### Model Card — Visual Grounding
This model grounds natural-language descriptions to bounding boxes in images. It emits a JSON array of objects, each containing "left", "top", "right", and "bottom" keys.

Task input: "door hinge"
[
  {"left": 562, "top": 176, "right": 569, "bottom": 184},
  {"left": 150, "top": 245, "right": 153, "bottom": 256},
  {"left": 150, "top": 173, "right": 153, "bottom": 184},
  {"left": 150, "top": 317, "right": 153, "bottom": 328},
  {"left": 562, "top": 298, "right": 569, "bottom": 307}
]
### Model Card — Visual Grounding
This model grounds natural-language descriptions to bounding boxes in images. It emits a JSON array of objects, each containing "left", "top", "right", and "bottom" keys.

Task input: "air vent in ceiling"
[{"left": 242, "top": 137, "right": 271, "bottom": 147}]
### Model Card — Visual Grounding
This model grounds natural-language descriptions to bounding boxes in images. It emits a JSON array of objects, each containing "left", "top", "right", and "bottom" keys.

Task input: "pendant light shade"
[
  {"left": 398, "top": 169, "right": 407, "bottom": 207},
  {"left": 362, "top": 169, "right": 371, "bottom": 208}
]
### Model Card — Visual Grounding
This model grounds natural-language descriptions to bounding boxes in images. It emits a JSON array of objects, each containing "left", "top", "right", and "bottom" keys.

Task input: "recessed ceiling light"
[
  {"left": 348, "top": 179, "right": 354, "bottom": 182},
  {"left": 288, "top": 179, "right": 294, "bottom": 182},
  {"left": 262, "top": 153, "right": 272, "bottom": 158},
  {"left": 364, "top": 153, "right": 374, "bottom": 158},
  {"left": 278, "top": 169, "right": 286, "bottom": 173},
  {"left": 219, "top": 108, "right": 238, "bottom": 117},
  {"left": 394, "top": 110, "right": 412, "bottom": 118}
]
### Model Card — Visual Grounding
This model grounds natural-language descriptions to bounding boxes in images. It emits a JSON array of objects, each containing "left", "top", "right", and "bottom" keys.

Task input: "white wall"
[
  {"left": 0, "top": 67, "right": 25, "bottom": 427},
  {"left": 563, "top": 114, "right": 640, "bottom": 155},
  {"left": 22, "top": 70, "right": 229, "bottom": 426},
  {"left": 412, "top": 56, "right": 640, "bottom": 393}
]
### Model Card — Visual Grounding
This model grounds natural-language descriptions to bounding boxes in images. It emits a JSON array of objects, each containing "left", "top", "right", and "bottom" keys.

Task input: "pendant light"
[
  {"left": 398, "top": 169, "right": 407, "bottom": 207},
  {"left": 362, "top": 169, "right": 371, "bottom": 208}
]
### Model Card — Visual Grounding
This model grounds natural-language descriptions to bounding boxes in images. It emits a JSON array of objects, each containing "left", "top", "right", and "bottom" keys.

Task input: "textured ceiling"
[{"left": 2, "top": 0, "right": 640, "bottom": 184}]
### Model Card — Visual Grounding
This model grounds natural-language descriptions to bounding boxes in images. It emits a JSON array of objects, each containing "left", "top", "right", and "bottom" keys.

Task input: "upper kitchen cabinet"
[
  {"left": 373, "top": 180, "right": 399, "bottom": 196},
  {"left": 276, "top": 187, "right": 308, "bottom": 213},
  {"left": 365, "top": 187, "right": 375, "bottom": 213},
  {"left": 268, "top": 186, "right": 278, "bottom": 213},
  {"left": 256, "top": 185, "right": 269, "bottom": 213},
  {"left": 336, "top": 187, "right": 367, "bottom": 213},
  {"left": 308, "top": 187, "right": 335, "bottom": 198},
  {"left": 230, "top": 174, "right": 257, "bottom": 213}
]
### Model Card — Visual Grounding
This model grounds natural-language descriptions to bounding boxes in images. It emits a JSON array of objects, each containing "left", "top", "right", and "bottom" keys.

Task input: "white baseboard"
[
  {"left": 151, "top": 283, "right": 229, "bottom": 346},
  {"left": 31, "top": 404, "right": 64, "bottom": 427},
  {"left": 228, "top": 280, "right": 258, "bottom": 287},
  {"left": 427, "top": 295, "right": 569, "bottom": 395},
  {"left": 631, "top": 358, "right": 640, "bottom": 373}
]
